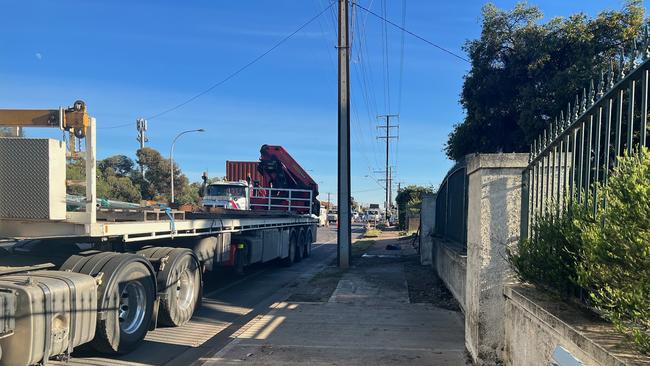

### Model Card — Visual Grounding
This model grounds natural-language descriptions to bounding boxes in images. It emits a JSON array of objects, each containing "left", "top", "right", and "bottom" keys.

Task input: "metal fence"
[
  {"left": 435, "top": 159, "right": 468, "bottom": 249},
  {"left": 522, "top": 41, "right": 650, "bottom": 237}
]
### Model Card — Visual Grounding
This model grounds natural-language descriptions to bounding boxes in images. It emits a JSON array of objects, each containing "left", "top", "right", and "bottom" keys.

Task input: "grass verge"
[{"left": 363, "top": 228, "right": 382, "bottom": 238}]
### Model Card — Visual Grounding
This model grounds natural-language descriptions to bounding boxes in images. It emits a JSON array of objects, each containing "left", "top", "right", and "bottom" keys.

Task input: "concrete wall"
[
  {"left": 464, "top": 153, "right": 528, "bottom": 365},
  {"left": 435, "top": 239, "right": 467, "bottom": 313},
  {"left": 504, "top": 286, "right": 633, "bottom": 366}
]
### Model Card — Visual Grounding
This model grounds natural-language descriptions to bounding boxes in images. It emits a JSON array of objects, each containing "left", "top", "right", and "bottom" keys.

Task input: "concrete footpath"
[{"left": 200, "top": 231, "right": 468, "bottom": 365}]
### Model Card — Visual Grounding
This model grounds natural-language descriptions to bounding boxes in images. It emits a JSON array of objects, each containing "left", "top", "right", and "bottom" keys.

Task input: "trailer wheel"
[
  {"left": 62, "top": 253, "right": 156, "bottom": 354},
  {"left": 298, "top": 229, "right": 308, "bottom": 259},
  {"left": 281, "top": 232, "right": 298, "bottom": 267},
  {"left": 139, "top": 248, "right": 201, "bottom": 327},
  {"left": 293, "top": 230, "right": 302, "bottom": 263},
  {"left": 303, "top": 229, "right": 312, "bottom": 258}
]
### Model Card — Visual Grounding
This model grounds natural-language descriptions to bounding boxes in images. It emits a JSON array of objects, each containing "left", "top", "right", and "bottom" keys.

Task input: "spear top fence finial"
[
  {"left": 608, "top": 60, "right": 615, "bottom": 89},
  {"left": 631, "top": 38, "right": 639, "bottom": 69},
  {"left": 644, "top": 24, "right": 650, "bottom": 59},
  {"left": 588, "top": 79, "right": 595, "bottom": 106},
  {"left": 532, "top": 140, "right": 536, "bottom": 158},
  {"left": 597, "top": 69, "right": 605, "bottom": 99},
  {"left": 619, "top": 47, "right": 626, "bottom": 80},
  {"left": 574, "top": 94, "right": 580, "bottom": 122},
  {"left": 581, "top": 88, "right": 587, "bottom": 114}
]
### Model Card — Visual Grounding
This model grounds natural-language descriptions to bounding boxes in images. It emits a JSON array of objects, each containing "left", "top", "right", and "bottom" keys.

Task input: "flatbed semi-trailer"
[{"left": 0, "top": 102, "right": 317, "bottom": 365}]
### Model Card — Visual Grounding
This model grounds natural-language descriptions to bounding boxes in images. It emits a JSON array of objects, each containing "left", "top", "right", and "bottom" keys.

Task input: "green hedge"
[{"left": 510, "top": 148, "right": 650, "bottom": 354}]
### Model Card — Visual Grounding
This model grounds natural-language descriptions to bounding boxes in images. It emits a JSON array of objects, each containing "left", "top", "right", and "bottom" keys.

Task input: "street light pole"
[{"left": 170, "top": 129, "right": 205, "bottom": 203}]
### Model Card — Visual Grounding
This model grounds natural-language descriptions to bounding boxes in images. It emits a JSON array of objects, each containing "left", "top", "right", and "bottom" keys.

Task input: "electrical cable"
[
  {"left": 353, "top": 2, "right": 469, "bottom": 63},
  {"left": 100, "top": 2, "right": 336, "bottom": 129}
]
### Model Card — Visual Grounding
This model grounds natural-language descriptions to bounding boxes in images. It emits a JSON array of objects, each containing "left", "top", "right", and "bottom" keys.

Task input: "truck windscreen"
[{"left": 207, "top": 185, "right": 246, "bottom": 197}]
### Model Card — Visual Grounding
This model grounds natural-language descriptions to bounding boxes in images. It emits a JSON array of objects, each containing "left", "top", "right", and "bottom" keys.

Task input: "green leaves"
[
  {"left": 511, "top": 147, "right": 650, "bottom": 354},
  {"left": 577, "top": 148, "right": 650, "bottom": 353},
  {"left": 447, "top": 1, "right": 645, "bottom": 160}
]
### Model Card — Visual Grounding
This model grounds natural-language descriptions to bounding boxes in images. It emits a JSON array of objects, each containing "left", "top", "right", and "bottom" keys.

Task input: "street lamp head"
[{"left": 197, "top": 129, "right": 205, "bottom": 132}]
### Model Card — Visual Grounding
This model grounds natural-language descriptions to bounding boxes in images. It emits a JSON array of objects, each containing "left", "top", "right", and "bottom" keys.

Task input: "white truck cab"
[{"left": 202, "top": 181, "right": 250, "bottom": 210}]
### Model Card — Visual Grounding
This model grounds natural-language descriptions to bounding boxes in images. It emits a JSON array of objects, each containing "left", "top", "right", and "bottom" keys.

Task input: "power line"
[
  {"left": 397, "top": 0, "right": 406, "bottom": 114},
  {"left": 353, "top": 2, "right": 469, "bottom": 63},
  {"left": 100, "top": 2, "right": 335, "bottom": 129},
  {"left": 315, "top": 0, "right": 378, "bottom": 180}
]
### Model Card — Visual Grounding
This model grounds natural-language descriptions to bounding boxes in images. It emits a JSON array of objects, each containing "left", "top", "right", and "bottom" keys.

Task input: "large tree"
[
  {"left": 446, "top": 1, "right": 645, "bottom": 160},
  {"left": 136, "top": 147, "right": 189, "bottom": 202},
  {"left": 395, "top": 185, "right": 434, "bottom": 230}
]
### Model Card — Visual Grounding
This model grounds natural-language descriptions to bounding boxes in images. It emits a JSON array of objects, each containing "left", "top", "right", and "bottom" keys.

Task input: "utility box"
[{"left": 0, "top": 138, "right": 66, "bottom": 220}]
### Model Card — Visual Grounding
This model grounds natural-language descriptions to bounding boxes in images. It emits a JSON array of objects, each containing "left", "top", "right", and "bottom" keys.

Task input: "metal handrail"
[{"left": 250, "top": 187, "right": 313, "bottom": 215}]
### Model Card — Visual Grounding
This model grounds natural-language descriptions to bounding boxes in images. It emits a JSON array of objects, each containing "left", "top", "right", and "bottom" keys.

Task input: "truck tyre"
[
  {"left": 62, "top": 253, "right": 156, "bottom": 354},
  {"left": 293, "top": 230, "right": 302, "bottom": 263},
  {"left": 298, "top": 229, "right": 308, "bottom": 259},
  {"left": 235, "top": 246, "right": 246, "bottom": 275},
  {"left": 303, "top": 229, "right": 312, "bottom": 258},
  {"left": 281, "top": 232, "right": 297, "bottom": 267},
  {"left": 138, "top": 248, "right": 201, "bottom": 327}
]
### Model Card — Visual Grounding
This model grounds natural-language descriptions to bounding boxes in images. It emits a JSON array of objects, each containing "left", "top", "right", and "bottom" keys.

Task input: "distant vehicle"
[
  {"left": 352, "top": 210, "right": 360, "bottom": 221},
  {"left": 327, "top": 209, "right": 338, "bottom": 223},
  {"left": 319, "top": 206, "right": 328, "bottom": 226},
  {"left": 366, "top": 209, "right": 381, "bottom": 222}
]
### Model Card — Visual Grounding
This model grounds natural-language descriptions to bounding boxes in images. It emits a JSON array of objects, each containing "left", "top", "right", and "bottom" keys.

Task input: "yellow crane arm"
[{"left": 0, "top": 100, "right": 90, "bottom": 137}]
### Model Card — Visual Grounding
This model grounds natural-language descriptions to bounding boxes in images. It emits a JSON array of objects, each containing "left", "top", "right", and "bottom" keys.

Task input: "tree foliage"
[
  {"left": 65, "top": 147, "right": 197, "bottom": 204},
  {"left": 136, "top": 147, "right": 188, "bottom": 202},
  {"left": 395, "top": 185, "right": 434, "bottom": 230},
  {"left": 577, "top": 148, "right": 650, "bottom": 353},
  {"left": 510, "top": 148, "right": 650, "bottom": 353},
  {"left": 446, "top": 1, "right": 645, "bottom": 160}
]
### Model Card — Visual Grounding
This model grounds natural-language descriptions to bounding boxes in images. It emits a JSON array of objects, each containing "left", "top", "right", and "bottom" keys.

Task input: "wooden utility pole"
[{"left": 337, "top": 0, "right": 351, "bottom": 269}]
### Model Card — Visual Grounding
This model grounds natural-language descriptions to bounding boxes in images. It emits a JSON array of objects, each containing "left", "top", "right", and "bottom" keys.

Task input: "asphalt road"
[{"left": 63, "top": 225, "right": 363, "bottom": 366}]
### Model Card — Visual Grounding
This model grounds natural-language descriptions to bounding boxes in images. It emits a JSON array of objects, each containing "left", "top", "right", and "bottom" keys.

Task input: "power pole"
[
  {"left": 388, "top": 166, "right": 392, "bottom": 212},
  {"left": 337, "top": 0, "right": 351, "bottom": 269},
  {"left": 327, "top": 192, "right": 331, "bottom": 210},
  {"left": 136, "top": 118, "right": 148, "bottom": 175},
  {"left": 377, "top": 114, "right": 399, "bottom": 221}
]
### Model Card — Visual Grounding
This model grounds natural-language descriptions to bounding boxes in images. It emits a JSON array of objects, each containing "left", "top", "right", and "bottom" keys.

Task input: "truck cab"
[{"left": 202, "top": 181, "right": 250, "bottom": 210}]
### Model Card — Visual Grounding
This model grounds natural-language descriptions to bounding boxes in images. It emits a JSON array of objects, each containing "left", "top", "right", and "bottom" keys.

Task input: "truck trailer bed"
[{"left": 0, "top": 209, "right": 317, "bottom": 242}]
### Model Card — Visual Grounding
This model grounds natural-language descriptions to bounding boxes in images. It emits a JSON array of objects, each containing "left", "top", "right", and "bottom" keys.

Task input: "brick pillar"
[{"left": 464, "top": 153, "right": 528, "bottom": 365}]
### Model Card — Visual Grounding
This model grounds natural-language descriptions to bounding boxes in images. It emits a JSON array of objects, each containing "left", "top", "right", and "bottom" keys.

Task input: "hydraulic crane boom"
[
  {"left": 0, "top": 100, "right": 90, "bottom": 137},
  {"left": 258, "top": 144, "right": 320, "bottom": 213}
]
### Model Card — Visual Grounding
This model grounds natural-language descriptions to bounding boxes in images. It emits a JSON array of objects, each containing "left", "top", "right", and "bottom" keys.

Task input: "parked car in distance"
[
  {"left": 327, "top": 209, "right": 338, "bottom": 223},
  {"left": 366, "top": 209, "right": 381, "bottom": 222}
]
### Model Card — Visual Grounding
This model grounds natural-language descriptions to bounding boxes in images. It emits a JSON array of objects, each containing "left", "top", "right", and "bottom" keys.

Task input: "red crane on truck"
[{"left": 224, "top": 145, "right": 320, "bottom": 215}]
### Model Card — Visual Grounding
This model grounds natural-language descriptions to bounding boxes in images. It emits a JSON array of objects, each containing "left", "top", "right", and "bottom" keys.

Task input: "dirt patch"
[
  {"left": 352, "top": 239, "right": 376, "bottom": 257},
  {"left": 287, "top": 265, "right": 343, "bottom": 302},
  {"left": 287, "top": 240, "right": 378, "bottom": 302},
  {"left": 404, "top": 257, "right": 461, "bottom": 311}
]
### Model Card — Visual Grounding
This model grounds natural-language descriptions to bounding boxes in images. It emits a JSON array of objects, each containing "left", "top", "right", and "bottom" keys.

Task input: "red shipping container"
[{"left": 226, "top": 161, "right": 266, "bottom": 186}]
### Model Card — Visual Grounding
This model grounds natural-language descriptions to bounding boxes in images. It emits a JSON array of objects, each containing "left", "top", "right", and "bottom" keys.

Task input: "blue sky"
[{"left": 0, "top": 0, "right": 639, "bottom": 206}]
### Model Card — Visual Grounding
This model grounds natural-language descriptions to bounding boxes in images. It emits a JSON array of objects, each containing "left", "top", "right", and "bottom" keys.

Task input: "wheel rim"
[
  {"left": 176, "top": 267, "right": 196, "bottom": 311},
  {"left": 119, "top": 281, "right": 147, "bottom": 334}
]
